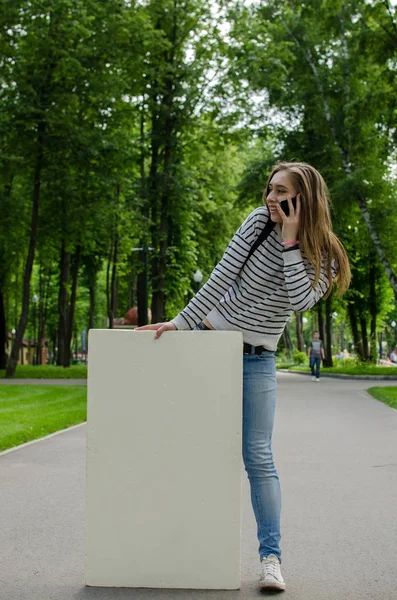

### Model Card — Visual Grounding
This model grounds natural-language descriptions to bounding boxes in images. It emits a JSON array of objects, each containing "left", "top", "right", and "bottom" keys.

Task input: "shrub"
[{"left": 293, "top": 350, "right": 307, "bottom": 365}]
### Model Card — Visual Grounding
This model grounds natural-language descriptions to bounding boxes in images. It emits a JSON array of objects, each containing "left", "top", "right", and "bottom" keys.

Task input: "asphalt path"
[{"left": 0, "top": 373, "right": 396, "bottom": 600}]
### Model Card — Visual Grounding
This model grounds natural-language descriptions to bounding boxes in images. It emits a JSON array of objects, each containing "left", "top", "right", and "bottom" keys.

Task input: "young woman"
[{"left": 136, "top": 161, "right": 351, "bottom": 591}]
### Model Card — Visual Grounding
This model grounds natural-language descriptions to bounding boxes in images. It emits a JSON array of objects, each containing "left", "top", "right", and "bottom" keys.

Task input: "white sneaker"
[
  {"left": 316, "top": 378, "right": 320, "bottom": 382},
  {"left": 259, "top": 554, "right": 286, "bottom": 591},
  {"left": 312, "top": 376, "right": 316, "bottom": 381}
]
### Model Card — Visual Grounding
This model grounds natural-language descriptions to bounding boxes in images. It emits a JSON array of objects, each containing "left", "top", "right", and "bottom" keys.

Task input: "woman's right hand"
[{"left": 134, "top": 321, "right": 177, "bottom": 339}]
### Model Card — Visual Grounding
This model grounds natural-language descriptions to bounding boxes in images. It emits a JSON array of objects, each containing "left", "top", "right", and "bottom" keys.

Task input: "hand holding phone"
[{"left": 279, "top": 197, "right": 297, "bottom": 217}]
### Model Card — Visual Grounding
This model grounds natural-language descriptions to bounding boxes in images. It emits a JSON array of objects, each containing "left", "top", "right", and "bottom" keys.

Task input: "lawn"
[
  {"left": 0, "top": 386, "right": 87, "bottom": 451},
  {"left": 0, "top": 364, "right": 87, "bottom": 379},
  {"left": 367, "top": 387, "right": 397, "bottom": 410},
  {"left": 277, "top": 364, "right": 397, "bottom": 376}
]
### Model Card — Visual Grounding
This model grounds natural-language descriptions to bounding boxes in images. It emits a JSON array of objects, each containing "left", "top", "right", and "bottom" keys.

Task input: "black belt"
[
  {"left": 243, "top": 343, "right": 270, "bottom": 355},
  {"left": 197, "top": 323, "right": 271, "bottom": 355}
]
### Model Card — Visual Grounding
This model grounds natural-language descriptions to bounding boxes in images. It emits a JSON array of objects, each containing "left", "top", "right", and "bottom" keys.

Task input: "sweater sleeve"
[
  {"left": 171, "top": 207, "right": 268, "bottom": 330},
  {"left": 282, "top": 248, "right": 335, "bottom": 312}
]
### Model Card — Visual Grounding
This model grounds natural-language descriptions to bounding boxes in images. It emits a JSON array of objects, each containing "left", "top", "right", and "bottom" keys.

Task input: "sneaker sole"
[{"left": 259, "top": 580, "right": 286, "bottom": 591}]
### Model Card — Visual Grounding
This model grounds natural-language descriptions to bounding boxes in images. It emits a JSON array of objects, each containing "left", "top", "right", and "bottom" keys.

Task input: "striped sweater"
[{"left": 172, "top": 206, "right": 333, "bottom": 350}]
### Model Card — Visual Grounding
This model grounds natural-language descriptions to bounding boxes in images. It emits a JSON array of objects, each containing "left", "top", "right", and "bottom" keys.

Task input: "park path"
[{"left": 0, "top": 373, "right": 396, "bottom": 600}]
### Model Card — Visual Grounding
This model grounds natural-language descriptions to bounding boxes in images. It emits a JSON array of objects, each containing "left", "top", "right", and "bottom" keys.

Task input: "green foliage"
[{"left": 293, "top": 350, "right": 307, "bottom": 365}]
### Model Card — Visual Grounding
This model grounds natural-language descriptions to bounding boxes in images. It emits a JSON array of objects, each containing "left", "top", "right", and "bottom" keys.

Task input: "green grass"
[
  {"left": 0, "top": 386, "right": 87, "bottom": 451},
  {"left": 367, "top": 387, "right": 397, "bottom": 410},
  {"left": 277, "top": 364, "right": 397, "bottom": 376},
  {"left": 0, "top": 364, "right": 87, "bottom": 379}
]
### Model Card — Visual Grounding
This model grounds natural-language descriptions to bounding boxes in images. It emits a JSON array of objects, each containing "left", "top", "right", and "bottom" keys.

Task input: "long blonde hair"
[{"left": 264, "top": 161, "right": 351, "bottom": 296}]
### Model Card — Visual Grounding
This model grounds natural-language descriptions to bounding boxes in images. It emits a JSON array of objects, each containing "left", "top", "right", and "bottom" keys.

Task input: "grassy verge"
[
  {"left": 0, "top": 365, "right": 87, "bottom": 379},
  {"left": 0, "top": 386, "right": 87, "bottom": 451},
  {"left": 277, "top": 364, "right": 397, "bottom": 376},
  {"left": 367, "top": 387, "right": 397, "bottom": 410}
]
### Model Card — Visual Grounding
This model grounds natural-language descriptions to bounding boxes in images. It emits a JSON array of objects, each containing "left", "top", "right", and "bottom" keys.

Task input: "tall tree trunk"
[
  {"left": 6, "top": 121, "right": 44, "bottom": 377},
  {"left": 57, "top": 242, "right": 71, "bottom": 366},
  {"left": 111, "top": 235, "right": 118, "bottom": 324},
  {"left": 324, "top": 296, "right": 333, "bottom": 367},
  {"left": 0, "top": 289, "right": 7, "bottom": 370},
  {"left": 356, "top": 193, "right": 397, "bottom": 302},
  {"left": 369, "top": 258, "right": 377, "bottom": 363},
  {"left": 283, "top": 323, "right": 293, "bottom": 358},
  {"left": 317, "top": 302, "right": 325, "bottom": 343},
  {"left": 339, "top": 322, "right": 345, "bottom": 353},
  {"left": 89, "top": 283, "right": 95, "bottom": 330},
  {"left": 106, "top": 231, "right": 118, "bottom": 329},
  {"left": 36, "top": 265, "right": 45, "bottom": 365},
  {"left": 137, "top": 107, "right": 150, "bottom": 326},
  {"left": 106, "top": 242, "right": 113, "bottom": 329},
  {"left": 151, "top": 109, "right": 174, "bottom": 322},
  {"left": 347, "top": 303, "right": 364, "bottom": 360},
  {"left": 151, "top": 12, "right": 178, "bottom": 323},
  {"left": 360, "top": 317, "right": 369, "bottom": 361},
  {"left": 84, "top": 254, "right": 100, "bottom": 331},
  {"left": 295, "top": 312, "right": 304, "bottom": 351},
  {"left": 64, "top": 245, "right": 82, "bottom": 367}
]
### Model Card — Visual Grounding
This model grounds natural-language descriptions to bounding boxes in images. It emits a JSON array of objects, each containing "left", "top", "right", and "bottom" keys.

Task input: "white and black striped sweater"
[{"left": 172, "top": 206, "right": 334, "bottom": 350}]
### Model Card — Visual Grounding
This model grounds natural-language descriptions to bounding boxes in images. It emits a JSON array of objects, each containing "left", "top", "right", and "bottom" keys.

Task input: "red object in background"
[{"left": 124, "top": 307, "right": 152, "bottom": 326}]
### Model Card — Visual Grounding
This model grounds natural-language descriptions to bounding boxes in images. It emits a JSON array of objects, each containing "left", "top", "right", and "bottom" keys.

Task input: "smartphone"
[{"left": 279, "top": 197, "right": 297, "bottom": 217}]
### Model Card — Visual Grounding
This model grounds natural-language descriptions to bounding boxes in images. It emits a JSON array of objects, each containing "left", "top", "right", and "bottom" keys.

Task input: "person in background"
[
  {"left": 308, "top": 331, "right": 325, "bottom": 381},
  {"left": 390, "top": 349, "right": 397, "bottom": 364}
]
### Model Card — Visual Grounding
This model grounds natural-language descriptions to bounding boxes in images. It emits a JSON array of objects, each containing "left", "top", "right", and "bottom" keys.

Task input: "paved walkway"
[{"left": 0, "top": 373, "right": 396, "bottom": 600}]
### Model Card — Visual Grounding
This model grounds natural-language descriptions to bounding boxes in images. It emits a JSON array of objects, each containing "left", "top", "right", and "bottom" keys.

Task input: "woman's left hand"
[{"left": 276, "top": 193, "right": 301, "bottom": 242}]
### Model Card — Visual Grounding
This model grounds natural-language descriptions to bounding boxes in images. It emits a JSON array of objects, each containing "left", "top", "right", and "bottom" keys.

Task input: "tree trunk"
[
  {"left": 356, "top": 193, "right": 397, "bottom": 302},
  {"left": 89, "top": 284, "right": 95, "bottom": 330},
  {"left": 317, "top": 302, "right": 325, "bottom": 344},
  {"left": 137, "top": 107, "right": 150, "bottom": 326},
  {"left": 347, "top": 303, "right": 364, "bottom": 360},
  {"left": 64, "top": 245, "right": 82, "bottom": 367},
  {"left": 151, "top": 111, "right": 173, "bottom": 322},
  {"left": 36, "top": 265, "right": 46, "bottom": 365},
  {"left": 6, "top": 121, "right": 44, "bottom": 377},
  {"left": 283, "top": 323, "right": 293, "bottom": 358},
  {"left": 110, "top": 235, "right": 118, "bottom": 324},
  {"left": 151, "top": 12, "right": 178, "bottom": 324},
  {"left": 339, "top": 321, "right": 345, "bottom": 353},
  {"left": 360, "top": 317, "right": 369, "bottom": 361},
  {"left": 57, "top": 242, "right": 71, "bottom": 366},
  {"left": 295, "top": 312, "right": 304, "bottom": 351},
  {"left": 106, "top": 242, "right": 113, "bottom": 329},
  {"left": 0, "top": 289, "right": 7, "bottom": 370},
  {"left": 324, "top": 296, "right": 333, "bottom": 367},
  {"left": 106, "top": 229, "right": 119, "bottom": 329},
  {"left": 369, "top": 254, "right": 378, "bottom": 363},
  {"left": 84, "top": 254, "right": 100, "bottom": 331}
]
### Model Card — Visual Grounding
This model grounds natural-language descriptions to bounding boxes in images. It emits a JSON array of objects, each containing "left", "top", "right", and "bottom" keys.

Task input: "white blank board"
[{"left": 85, "top": 329, "right": 243, "bottom": 589}]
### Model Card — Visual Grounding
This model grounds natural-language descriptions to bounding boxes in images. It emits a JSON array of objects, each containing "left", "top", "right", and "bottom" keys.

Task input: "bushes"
[{"left": 293, "top": 350, "right": 307, "bottom": 365}]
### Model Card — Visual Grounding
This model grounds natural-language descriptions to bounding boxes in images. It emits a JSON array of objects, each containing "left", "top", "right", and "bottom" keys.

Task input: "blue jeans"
[
  {"left": 194, "top": 323, "right": 281, "bottom": 560},
  {"left": 310, "top": 356, "right": 321, "bottom": 378},
  {"left": 243, "top": 352, "right": 281, "bottom": 561}
]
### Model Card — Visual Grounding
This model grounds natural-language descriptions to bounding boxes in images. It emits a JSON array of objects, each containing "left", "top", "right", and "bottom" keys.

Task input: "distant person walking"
[{"left": 308, "top": 332, "right": 325, "bottom": 381}]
